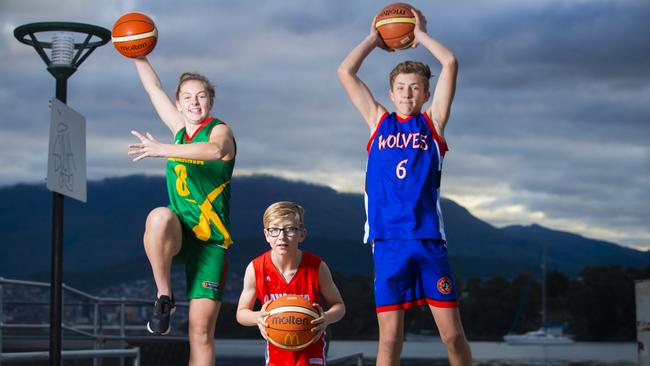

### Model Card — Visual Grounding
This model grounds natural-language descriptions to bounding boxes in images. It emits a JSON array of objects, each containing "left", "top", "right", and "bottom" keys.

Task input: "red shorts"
[{"left": 266, "top": 335, "right": 326, "bottom": 366}]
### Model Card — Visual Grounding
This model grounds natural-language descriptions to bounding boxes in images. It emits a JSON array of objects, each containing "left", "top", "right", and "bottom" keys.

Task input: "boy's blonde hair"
[
  {"left": 175, "top": 72, "right": 216, "bottom": 106},
  {"left": 263, "top": 201, "right": 305, "bottom": 228},
  {"left": 389, "top": 61, "right": 432, "bottom": 91}
]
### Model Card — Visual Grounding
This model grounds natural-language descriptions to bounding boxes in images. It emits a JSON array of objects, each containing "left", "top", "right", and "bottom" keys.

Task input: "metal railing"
[
  {"left": 1, "top": 277, "right": 365, "bottom": 366},
  {"left": 0, "top": 347, "right": 141, "bottom": 365},
  {"left": 0, "top": 277, "right": 188, "bottom": 366}
]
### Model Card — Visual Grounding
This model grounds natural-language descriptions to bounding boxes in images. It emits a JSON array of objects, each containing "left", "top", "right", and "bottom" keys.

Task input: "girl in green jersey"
[{"left": 129, "top": 56, "right": 236, "bottom": 366}]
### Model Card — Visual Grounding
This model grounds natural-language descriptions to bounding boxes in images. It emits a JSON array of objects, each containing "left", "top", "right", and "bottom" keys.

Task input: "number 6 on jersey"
[{"left": 396, "top": 159, "right": 408, "bottom": 179}]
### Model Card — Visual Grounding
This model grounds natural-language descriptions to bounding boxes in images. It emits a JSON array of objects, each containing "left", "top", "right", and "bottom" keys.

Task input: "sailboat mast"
[{"left": 542, "top": 244, "right": 547, "bottom": 329}]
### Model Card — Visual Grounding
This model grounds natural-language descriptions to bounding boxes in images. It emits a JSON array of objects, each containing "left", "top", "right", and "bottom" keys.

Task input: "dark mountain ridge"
[{"left": 1, "top": 175, "right": 646, "bottom": 292}]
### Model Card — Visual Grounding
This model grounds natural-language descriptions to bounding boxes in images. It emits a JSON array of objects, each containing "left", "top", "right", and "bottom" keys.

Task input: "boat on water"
[
  {"left": 503, "top": 326, "right": 574, "bottom": 345},
  {"left": 503, "top": 245, "right": 575, "bottom": 346}
]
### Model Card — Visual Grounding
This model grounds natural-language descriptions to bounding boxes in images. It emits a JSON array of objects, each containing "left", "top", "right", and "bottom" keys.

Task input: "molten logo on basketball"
[
  {"left": 271, "top": 315, "right": 309, "bottom": 326},
  {"left": 118, "top": 42, "right": 152, "bottom": 52}
]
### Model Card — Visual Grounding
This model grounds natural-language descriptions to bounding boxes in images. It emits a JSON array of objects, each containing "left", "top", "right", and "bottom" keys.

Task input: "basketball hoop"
[
  {"left": 14, "top": 20, "right": 110, "bottom": 366},
  {"left": 14, "top": 22, "right": 111, "bottom": 79}
]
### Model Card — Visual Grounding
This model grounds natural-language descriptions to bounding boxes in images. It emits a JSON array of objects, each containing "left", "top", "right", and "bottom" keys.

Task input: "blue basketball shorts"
[{"left": 372, "top": 238, "right": 458, "bottom": 313}]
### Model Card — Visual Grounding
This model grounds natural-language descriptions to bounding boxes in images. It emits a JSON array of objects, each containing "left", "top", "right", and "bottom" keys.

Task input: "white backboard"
[{"left": 47, "top": 98, "right": 86, "bottom": 202}]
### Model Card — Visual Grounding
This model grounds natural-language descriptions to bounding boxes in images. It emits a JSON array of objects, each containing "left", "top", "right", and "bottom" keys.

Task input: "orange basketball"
[
  {"left": 375, "top": 3, "right": 416, "bottom": 50},
  {"left": 264, "top": 295, "right": 319, "bottom": 351},
  {"left": 111, "top": 12, "right": 157, "bottom": 58}
]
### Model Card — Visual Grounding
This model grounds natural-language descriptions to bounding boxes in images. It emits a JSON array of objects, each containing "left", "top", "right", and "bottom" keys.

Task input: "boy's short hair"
[
  {"left": 389, "top": 61, "right": 432, "bottom": 91},
  {"left": 263, "top": 201, "right": 305, "bottom": 228},
  {"left": 175, "top": 72, "right": 216, "bottom": 106}
]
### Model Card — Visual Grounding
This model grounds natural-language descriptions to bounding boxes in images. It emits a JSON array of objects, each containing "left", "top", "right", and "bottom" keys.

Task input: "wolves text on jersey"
[{"left": 377, "top": 132, "right": 429, "bottom": 151}]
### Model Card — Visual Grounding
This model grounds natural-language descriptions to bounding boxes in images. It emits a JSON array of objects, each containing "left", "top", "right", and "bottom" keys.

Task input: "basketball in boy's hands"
[
  {"left": 375, "top": 3, "right": 416, "bottom": 50},
  {"left": 111, "top": 12, "right": 157, "bottom": 58},
  {"left": 264, "top": 295, "right": 320, "bottom": 350}
]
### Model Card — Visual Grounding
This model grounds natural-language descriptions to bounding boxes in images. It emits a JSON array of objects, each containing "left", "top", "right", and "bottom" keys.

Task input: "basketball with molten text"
[
  {"left": 111, "top": 12, "right": 157, "bottom": 58},
  {"left": 264, "top": 295, "right": 320, "bottom": 351}
]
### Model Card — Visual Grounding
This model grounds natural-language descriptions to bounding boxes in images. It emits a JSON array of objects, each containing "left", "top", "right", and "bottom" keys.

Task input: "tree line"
[{"left": 215, "top": 263, "right": 650, "bottom": 341}]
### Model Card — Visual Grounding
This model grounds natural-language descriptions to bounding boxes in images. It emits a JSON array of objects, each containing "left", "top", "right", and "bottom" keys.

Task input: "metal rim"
[
  {"left": 14, "top": 21, "right": 111, "bottom": 77},
  {"left": 14, "top": 22, "right": 111, "bottom": 49}
]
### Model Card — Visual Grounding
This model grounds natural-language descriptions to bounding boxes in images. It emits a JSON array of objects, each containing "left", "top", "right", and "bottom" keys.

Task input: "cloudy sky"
[{"left": 1, "top": 0, "right": 648, "bottom": 250}]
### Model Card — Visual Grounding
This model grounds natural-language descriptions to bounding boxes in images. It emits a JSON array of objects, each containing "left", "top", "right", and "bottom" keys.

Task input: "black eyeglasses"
[{"left": 266, "top": 226, "right": 302, "bottom": 237}]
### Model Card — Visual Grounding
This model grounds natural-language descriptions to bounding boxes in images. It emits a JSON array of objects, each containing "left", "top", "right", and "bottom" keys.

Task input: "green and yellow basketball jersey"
[{"left": 166, "top": 117, "right": 235, "bottom": 248}]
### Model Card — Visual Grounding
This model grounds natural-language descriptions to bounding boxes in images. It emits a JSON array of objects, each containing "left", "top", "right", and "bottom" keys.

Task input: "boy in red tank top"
[{"left": 237, "top": 201, "right": 346, "bottom": 366}]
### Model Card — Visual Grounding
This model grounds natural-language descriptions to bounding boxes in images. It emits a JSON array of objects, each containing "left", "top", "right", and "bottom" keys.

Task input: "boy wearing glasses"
[{"left": 236, "top": 201, "right": 345, "bottom": 366}]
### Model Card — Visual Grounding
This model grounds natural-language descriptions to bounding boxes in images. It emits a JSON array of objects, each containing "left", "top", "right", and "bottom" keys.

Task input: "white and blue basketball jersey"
[{"left": 364, "top": 112, "right": 448, "bottom": 243}]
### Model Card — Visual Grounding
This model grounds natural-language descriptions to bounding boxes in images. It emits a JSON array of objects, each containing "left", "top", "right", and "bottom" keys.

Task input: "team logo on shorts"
[
  {"left": 202, "top": 281, "right": 220, "bottom": 290},
  {"left": 437, "top": 277, "right": 453, "bottom": 295}
]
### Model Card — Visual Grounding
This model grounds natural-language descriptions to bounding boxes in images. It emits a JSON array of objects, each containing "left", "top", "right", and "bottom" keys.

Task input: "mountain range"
[{"left": 1, "top": 175, "right": 647, "bottom": 293}]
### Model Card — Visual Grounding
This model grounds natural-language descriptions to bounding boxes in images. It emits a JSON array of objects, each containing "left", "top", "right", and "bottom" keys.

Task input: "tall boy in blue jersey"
[{"left": 338, "top": 8, "right": 471, "bottom": 366}]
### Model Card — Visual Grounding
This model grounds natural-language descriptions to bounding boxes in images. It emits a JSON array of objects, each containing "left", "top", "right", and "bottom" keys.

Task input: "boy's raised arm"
[
  {"left": 337, "top": 18, "right": 389, "bottom": 131},
  {"left": 411, "top": 9, "right": 458, "bottom": 135}
]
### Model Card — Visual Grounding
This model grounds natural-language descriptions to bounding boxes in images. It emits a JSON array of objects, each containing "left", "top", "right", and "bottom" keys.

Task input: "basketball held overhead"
[{"left": 111, "top": 12, "right": 158, "bottom": 58}]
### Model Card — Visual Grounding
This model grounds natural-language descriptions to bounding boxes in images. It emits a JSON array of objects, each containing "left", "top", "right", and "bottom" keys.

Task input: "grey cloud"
[
  {"left": 458, "top": 2, "right": 650, "bottom": 88},
  {"left": 1, "top": 0, "right": 648, "bottom": 249}
]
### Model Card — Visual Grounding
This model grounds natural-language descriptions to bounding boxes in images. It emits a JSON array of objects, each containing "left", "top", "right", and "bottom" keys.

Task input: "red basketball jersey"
[{"left": 253, "top": 250, "right": 327, "bottom": 366}]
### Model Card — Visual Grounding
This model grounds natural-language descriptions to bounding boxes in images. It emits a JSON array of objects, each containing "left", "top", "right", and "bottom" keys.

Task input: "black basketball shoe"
[{"left": 146, "top": 294, "right": 176, "bottom": 335}]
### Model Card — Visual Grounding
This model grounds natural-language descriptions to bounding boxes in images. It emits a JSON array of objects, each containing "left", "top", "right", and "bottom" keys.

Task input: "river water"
[{"left": 215, "top": 339, "right": 636, "bottom": 365}]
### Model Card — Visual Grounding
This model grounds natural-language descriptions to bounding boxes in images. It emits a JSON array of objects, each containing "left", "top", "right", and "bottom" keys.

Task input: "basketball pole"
[
  {"left": 50, "top": 76, "right": 67, "bottom": 366},
  {"left": 14, "top": 22, "right": 110, "bottom": 366}
]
